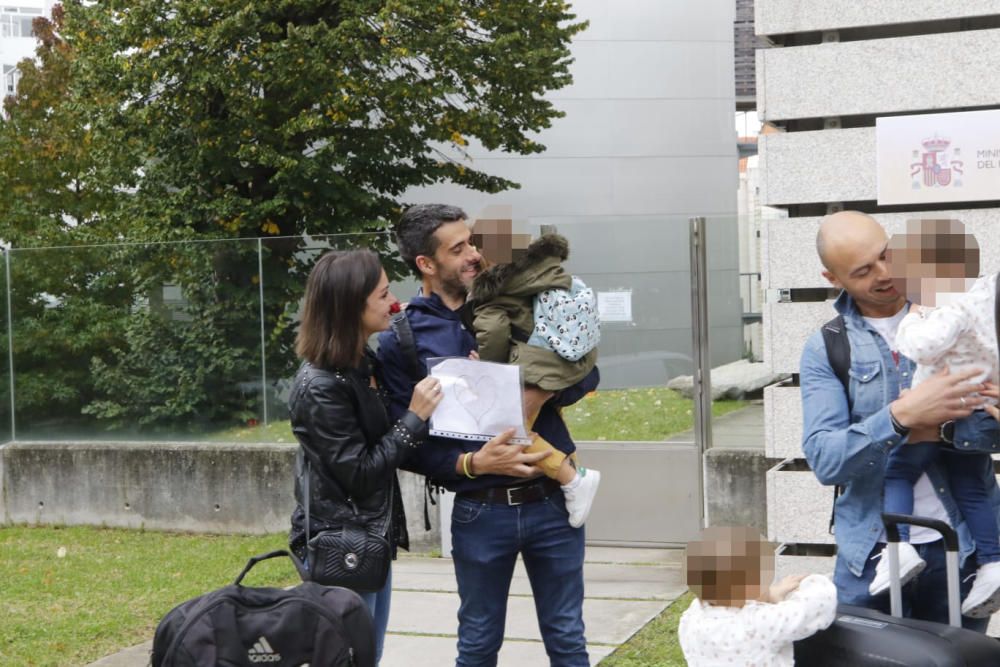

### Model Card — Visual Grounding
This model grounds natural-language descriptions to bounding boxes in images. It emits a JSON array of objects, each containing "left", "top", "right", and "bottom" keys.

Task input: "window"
[
  {"left": 0, "top": 6, "right": 40, "bottom": 37},
  {"left": 3, "top": 64, "right": 20, "bottom": 95}
]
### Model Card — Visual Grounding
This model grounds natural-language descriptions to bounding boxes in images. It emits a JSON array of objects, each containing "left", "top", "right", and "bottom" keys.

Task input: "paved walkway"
[{"left": 89, "top": 546, "right": 685, "bottom": 667}]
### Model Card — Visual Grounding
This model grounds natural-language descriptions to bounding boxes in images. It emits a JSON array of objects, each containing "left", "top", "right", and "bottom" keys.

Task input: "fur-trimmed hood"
[{"left": 470, "top": 233, "right": 571, "bottom": 302}]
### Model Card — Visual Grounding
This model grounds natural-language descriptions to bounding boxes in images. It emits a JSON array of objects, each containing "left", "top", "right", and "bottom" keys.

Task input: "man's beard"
[{"left": 439, "top": 270, "right": 470, "bottom": 303}]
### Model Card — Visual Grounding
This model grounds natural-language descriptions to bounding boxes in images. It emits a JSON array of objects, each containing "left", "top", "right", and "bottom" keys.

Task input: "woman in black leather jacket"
[{"left": 288, "top": 249, "right": 442, "bottom": 664}]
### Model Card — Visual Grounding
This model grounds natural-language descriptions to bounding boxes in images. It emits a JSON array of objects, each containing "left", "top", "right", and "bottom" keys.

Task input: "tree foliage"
[{"left": 0, "top": 0, "right": 585, "bottom": 433}]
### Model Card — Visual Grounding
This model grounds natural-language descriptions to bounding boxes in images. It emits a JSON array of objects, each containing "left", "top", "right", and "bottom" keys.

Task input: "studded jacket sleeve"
[{"left": 297, "top": 375, "right": 427, "bottom": 500}]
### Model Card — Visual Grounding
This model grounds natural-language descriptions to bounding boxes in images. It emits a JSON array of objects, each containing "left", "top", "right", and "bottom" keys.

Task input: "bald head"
[
  {"left": 816, "top": 211, "right": 883, "bottom": 272},
  {"left": 816, "top": 210, "right": 903, "bottom": 316}
]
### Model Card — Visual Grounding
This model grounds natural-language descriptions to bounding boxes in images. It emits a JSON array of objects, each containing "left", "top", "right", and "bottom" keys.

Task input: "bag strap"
[
  {"left": 304, "top": 454, "right": 312, "bottom": 562},
  {"left": 233, "top": 549, "right": 306, "bottom": 586},
  {"left": 821, "top": 314, "right": 851, "bottom": 400},
  {"left": 820, "top": 313, "right": 850, "bottom": 535},
  {"left": 391, "top": 310, "right": 421, "bottom": 384}
]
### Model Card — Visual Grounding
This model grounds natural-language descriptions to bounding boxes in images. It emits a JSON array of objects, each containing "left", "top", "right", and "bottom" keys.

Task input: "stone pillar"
[{"left": 756, "top": 2, "right": 1000, "bottom": 593}]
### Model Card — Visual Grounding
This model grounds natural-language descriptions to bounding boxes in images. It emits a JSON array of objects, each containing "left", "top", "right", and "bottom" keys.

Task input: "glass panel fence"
[{"left": 7, "top": 238, "right": 265, "bottom": 440}]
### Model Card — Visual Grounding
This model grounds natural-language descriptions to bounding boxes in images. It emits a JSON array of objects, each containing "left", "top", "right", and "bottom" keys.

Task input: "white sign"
[
  {"left": 597, "top": 290, "right": 632, "bottom": 323},
  {"left": 877, "top": 109, "right": 1000, "bottom": 206},
  {"left": 427, "top": 357, "right": 530, "bottom": 444}
]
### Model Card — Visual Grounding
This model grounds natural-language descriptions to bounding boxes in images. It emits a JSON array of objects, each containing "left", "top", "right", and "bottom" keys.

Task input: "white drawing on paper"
[
  {"left": 455, "top": 374, "right": 498, "bottom": 424},
  {"left": 427, "top": 357, "right": 530, "bottom": 444}
]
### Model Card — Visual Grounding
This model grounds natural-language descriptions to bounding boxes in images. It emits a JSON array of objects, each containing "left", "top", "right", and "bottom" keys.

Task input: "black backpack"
[
  {"left": 151, "top": 550, "right": 375, "bottom": 667},
  {"left": 820, "top": 274, "right": 1000, "bottom": 532}
]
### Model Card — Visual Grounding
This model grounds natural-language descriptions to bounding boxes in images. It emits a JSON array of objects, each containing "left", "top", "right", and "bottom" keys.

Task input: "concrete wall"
[
  {"left": 0, "top": 442, "right": 440, "bottom": 551},
  {"left": 0, "top": 441, "right": 766, "bottom": 550},
  {"left": 756, "top": 0, "right": 1000, "bottom": 35},
  {"left": 399, "top": 0, "right": 742, "bottom": 389},
  {"left": 705, "top": 448, "right": 771, "bottom": 536},
  {"left": 757, "top": 4, "right": 1000, "bottom": 580}
]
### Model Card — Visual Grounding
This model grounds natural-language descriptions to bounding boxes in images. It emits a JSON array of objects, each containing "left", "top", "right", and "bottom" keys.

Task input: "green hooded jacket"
[{"left": 469, "top": 234, "right": 598, "bottom": 392}]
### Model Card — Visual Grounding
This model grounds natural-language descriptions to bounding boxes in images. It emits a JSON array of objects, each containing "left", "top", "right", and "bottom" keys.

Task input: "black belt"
[{"left": 458, "top": 477, "right": 561, "bottom": 506}]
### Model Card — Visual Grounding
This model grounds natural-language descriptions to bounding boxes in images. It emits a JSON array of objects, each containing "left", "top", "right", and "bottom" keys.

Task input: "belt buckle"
[{"left": 506, "top": 486, "right": 524, "bottom": 506}]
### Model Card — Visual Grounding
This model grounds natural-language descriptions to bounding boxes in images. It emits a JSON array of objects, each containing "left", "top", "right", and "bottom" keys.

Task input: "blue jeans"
[
  {"left": 359, "top": 566, "right": 392, "bottom": 666},
  {"left": 885, "top": 444, "right": 1000, "bottom": 563},
  {"left": 451, "top": 491, "right": 588, "bottom": 667},
  {"left": 834, "top": 539, "right": 988, "bottom": 632}
]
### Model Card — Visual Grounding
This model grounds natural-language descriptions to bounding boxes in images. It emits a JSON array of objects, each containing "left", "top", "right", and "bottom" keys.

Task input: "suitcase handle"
[
  {"left": 882, "top": 512, "right": 959, "bottom": 552},
  {"left": 233, "top": 550, "right": 308, "bottom": 586},
  {"left": 880, "top": 512, "right": 961, "bottom": 627}
]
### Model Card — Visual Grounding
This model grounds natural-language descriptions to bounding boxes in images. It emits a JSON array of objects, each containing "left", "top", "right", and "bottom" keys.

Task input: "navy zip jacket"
[{"left": 376, "top": 290, "right": 599, "bottom": 493}]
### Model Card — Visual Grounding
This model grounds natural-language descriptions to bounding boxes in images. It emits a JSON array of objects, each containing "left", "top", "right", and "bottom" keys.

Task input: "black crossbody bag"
[{"left": 302, "top": 452, "right": 393, "bottom": 593}]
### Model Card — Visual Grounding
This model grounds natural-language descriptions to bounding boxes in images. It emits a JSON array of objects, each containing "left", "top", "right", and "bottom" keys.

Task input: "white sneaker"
[
  {"left": 961, "top": 561, "right": 1000, "bottom": 618},
  {"left": 562, "top": 467, "right": 601, "bottom": 528},
  {"left": 868, "top": 542, "right": 926, "bottom": 596}
]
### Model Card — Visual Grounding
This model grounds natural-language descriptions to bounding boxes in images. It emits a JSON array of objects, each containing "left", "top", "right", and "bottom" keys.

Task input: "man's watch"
[{"left": 939, "top": 420, "right": 955, "bottom": 444}]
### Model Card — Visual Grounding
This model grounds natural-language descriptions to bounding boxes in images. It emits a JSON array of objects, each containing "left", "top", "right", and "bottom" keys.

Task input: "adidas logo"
[{"left": 248, "top": 635, "right": 282, "bottom": 663}]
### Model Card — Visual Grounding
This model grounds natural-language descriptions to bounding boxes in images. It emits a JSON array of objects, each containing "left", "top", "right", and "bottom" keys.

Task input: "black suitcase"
[
  {"left": 794, "top": 513, "right": 1000, "bottom": 666},
  {"left": 152, "top": 550, "right": 376, "bottom": 667}
]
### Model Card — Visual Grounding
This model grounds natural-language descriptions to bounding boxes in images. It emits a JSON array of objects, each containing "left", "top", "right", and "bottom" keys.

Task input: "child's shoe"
[
  {"left": 961, "top": 561, "right": 1000, "bottom": 618},
  {"left": 562, "top": 467, "right": 601, "bottom": 528},
  {"left": 868, "top": 542, "right": 926, "bottom": 596}
]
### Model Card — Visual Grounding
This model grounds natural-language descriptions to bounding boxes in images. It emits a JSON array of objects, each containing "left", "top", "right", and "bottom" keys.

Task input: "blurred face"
[
  {"left": 420, "top": 220, "right": 482, "bottom": 300},
  {"left": 685, "top": 526, "right": 775, "bottom": 608},
  {"left": 886, "top": 219, "right": 979, "bottom": 307},
  {"left": 360, "top": 269, "right": 396, "bottom": 338},
  {"left": 471, "top": 217, "right": 531, "bottom": 265},
  {"left": 822, "top": 219, "right": 903, "bottom": 317}
]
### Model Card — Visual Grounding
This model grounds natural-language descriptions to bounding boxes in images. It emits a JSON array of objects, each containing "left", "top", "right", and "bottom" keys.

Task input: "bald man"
[{"left": 800, "top": 210, "right": 1000, "bottom": 630}]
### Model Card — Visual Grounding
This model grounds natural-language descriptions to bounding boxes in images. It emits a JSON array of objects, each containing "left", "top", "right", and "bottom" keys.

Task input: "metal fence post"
[
  {"left": 257, "top": 238, "right": 268, "bottom": 427},
  {"left": 689, "top": 217, "right": 712, "bottom": 526},
  {"left": 5, "top": 248, "right": 14, "bottom": 441}
]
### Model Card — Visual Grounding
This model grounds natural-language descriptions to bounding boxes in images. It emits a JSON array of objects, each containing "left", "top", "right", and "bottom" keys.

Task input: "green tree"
[
  {"left": 0, "top": 7, "right": 138, "bottom": 435},
  {"left": 1, "top": 0, "right": 586, "bottom": 432}
]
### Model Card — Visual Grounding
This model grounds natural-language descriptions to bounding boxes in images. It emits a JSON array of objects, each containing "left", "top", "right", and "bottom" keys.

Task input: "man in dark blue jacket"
[{"left": 378, "top": 204, "right": 597, "bottom": 667}]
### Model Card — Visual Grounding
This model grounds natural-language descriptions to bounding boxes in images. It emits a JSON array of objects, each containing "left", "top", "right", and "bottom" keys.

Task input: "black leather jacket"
[{"left": 288, "top": 350, "right": 427, "bottom": 559}]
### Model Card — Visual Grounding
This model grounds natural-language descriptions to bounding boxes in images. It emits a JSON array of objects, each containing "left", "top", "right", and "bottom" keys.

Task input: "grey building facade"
[{"left": 403, "top": 0, "right": 742, "bottom": 389}]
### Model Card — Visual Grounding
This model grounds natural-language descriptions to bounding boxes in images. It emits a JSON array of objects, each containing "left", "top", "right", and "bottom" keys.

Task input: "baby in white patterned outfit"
[
  {"left": 679, "top": 526, "right": 837, "bottom": 667},
  {"left": 877, "top": 218, "right": 1000, "bottom": 619}
]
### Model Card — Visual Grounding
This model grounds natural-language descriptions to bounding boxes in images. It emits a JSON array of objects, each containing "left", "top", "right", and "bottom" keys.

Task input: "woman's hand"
[{"left": 409, "top": 376, "right": 444, "bottom": 421}]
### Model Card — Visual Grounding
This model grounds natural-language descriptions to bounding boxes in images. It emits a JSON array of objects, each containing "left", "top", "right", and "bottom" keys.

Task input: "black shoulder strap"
[
  {"left": 390, "top": 310, "right": 421, "bottom": 383},
  {"left": 821, "top": 314, "right": 851, "bottom": 399},
  {"left": 819, "top": 313, "right": 850, "bottom": 535},
  {"left": 388, "top": 310, "right": 441, "bottom": 531}
]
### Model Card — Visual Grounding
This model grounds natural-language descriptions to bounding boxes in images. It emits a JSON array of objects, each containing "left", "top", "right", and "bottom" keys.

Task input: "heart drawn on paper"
[{"left": 454, "top": 374, "right": 498, "bottom": 424}]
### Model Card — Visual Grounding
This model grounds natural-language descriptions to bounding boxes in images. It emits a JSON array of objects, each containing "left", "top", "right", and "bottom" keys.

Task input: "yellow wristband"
[{"left": 463, "top": 452, "right": 477, "bottom": 479}]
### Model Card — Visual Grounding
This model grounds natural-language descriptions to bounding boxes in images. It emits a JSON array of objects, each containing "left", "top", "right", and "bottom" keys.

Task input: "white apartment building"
[{"left": 0, "top": 1, "right": 57, "bottom": 98}]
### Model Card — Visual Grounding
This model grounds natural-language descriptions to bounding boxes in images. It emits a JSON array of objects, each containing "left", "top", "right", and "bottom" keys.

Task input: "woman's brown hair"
[{"left": 295, "top": 249, "right": 383, "bottom": 369}]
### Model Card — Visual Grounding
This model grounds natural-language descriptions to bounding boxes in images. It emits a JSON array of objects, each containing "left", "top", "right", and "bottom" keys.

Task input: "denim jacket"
[{"left": 800, "top": 291, "right": 1000, "bottom": 577}]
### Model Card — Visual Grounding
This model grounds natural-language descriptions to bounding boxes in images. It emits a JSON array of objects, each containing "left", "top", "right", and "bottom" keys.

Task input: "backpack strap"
[
  {"left": 819, "top": 313, "right": 850, "bottom": 535},
  {"left": 390, "top": 310, "right": 421, "bottom": 384},
  {"left": 389, "top": 309, "right": 444, "bottom": 531},
  {"left": 821, "top": 314, "right": 851, "bottom": 400}
]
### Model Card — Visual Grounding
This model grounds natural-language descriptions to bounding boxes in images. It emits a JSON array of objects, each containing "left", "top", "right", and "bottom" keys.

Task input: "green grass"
[
  {"left": 212, "top": 387, "right": 747, "bottom": 443},
  {"left": 0, "top": 526, "right": 299, "bottom": 666},
  {"left": 599, "top": 593, "right": 693, "bottom": 666},
  {"left": 2, "top": 525, "right": 693, "bottom": 666},
  {"left": 563, "top": 388, "right": 746, "bottom": 441}
]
